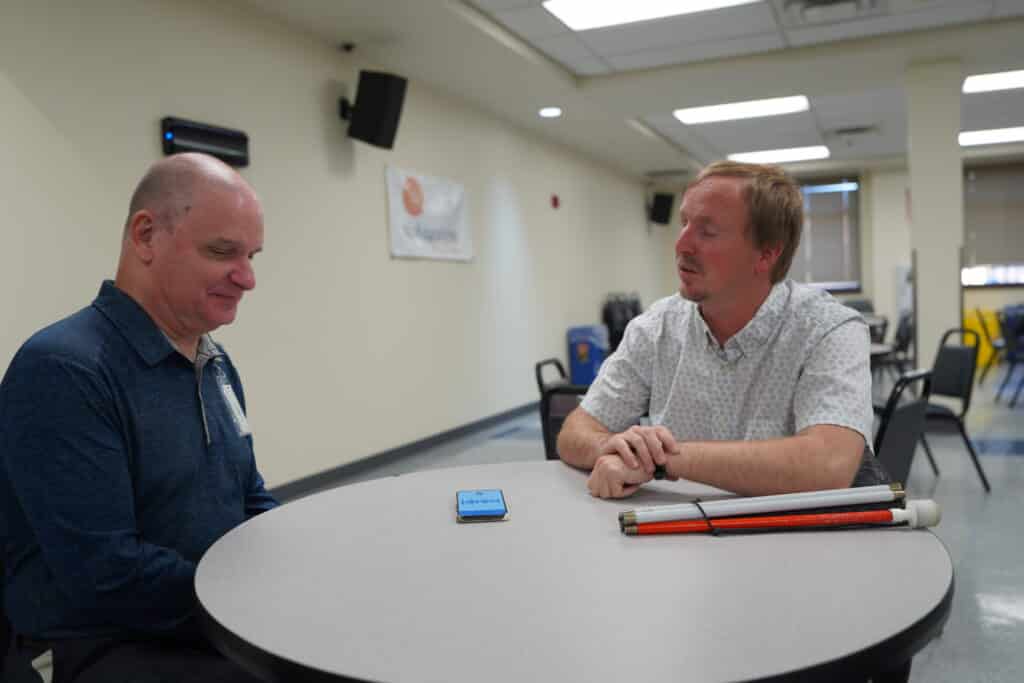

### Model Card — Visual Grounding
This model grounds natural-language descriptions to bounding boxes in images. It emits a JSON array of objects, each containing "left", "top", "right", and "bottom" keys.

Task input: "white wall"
[
  {"left": 0, "top": 0, "right": 678, "bottom": 486},
  {"left": 864, "top": 169, "right": 913, "bottom": 326}
]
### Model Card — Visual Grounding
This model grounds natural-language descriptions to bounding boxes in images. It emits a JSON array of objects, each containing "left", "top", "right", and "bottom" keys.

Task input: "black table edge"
[{"left": 199, "top": 573, "right": 954, "bottom": 683}]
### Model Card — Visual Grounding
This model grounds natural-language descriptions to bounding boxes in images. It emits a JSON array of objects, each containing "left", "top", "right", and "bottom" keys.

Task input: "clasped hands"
[{"left": 587, "top": 425, "right": 682, "bottom": 499}]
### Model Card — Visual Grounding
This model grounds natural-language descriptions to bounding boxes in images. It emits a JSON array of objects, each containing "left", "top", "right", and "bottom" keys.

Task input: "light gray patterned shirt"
[{"left": 580, "top": 280, "right": 873, "bottom": 451}]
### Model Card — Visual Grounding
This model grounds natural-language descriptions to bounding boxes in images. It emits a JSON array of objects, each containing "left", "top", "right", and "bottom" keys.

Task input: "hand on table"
[{"left": 587, "top": 426, "right": 683, "bottom": 498}]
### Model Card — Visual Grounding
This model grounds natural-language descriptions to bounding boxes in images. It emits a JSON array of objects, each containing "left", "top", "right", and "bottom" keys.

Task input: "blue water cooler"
[{"left": 567, "top": 325, "right": 609, "bottom": 385}]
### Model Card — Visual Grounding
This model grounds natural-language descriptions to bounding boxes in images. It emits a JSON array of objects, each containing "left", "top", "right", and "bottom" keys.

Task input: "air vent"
[{"left": 783, "top": 0, "right": 880, "bottom": 25}]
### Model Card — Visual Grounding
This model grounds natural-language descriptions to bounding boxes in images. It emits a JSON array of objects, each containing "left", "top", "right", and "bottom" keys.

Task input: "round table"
[{"left": 196, "top": 461, "right": 953, "bottom": 682}]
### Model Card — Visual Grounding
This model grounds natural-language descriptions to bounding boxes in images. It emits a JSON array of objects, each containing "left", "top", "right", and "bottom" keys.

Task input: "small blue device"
[{"left": 456, "top": 489, "right": 509, "bottom": 523}]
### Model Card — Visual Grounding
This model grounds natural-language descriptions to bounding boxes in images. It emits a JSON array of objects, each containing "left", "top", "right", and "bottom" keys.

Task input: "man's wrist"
[
  {"left": 665, "top": 443, "right": 690, "bottom": 480},
  {"left": 589, "top": 433, "right": 613, "bottom": 468}
]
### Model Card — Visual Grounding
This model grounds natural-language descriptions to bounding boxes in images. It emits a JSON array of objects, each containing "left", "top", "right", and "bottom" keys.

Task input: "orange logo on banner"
[{"left": 402, "top": 177, "right": 424, "bottom": 217}]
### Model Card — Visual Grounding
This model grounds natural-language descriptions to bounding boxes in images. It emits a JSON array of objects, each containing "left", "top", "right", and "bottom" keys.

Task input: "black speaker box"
[
  {"left": 161, "top": 117, "right": 249, "bottom": 167},
  {"left": 649, "top": 192, "right": 675, "bottom": 225},
  {"left": 341, "top": 71, "right": 408, "bottom": 149}
]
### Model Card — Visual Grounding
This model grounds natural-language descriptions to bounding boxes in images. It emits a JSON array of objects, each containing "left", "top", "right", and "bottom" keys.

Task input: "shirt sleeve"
[
  {"left": 579, "top": 317, "right": 654, "bottom": 433},
  {"left": 2, "top": 353, "right": 198, "bottom": 633},
  {"left": 794, "top": 318, "right": 874, "bottom": 451}
]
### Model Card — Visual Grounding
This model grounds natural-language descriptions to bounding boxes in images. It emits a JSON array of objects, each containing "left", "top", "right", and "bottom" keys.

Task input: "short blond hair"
[{"left": 689, "top": 161, "right": 803, "bottom": 283}]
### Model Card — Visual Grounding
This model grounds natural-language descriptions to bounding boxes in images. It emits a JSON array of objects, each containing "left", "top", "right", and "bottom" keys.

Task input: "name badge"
[{"left": 214, "top": 364, "right": 252, "bottom": 437}]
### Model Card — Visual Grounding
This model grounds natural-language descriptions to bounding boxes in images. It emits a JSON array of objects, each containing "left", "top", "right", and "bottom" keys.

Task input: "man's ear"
[
  {"left": 126, "top": 211, "right": 157, "bottom": 264},
  {"left": 756, "top": 243, "right": 783, "bottom": 277}
]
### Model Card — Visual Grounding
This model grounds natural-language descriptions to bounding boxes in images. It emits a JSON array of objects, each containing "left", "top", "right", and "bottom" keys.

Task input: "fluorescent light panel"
[
  {"left": 728, "top": 146, "right": 830, "bottom": 164},
  {"left": 963, "top": 69, "right": 1024, "bottom": 94},
  {"left": 803, "top": 182, "right": 859, "bottom": 194},
  {"left": 538, "top": 107, "right": 562, "bottom": 118},
  {"left": 674, "top": 96, "right": 809, "bottom": 125},
  {"left": 959, "top": 127, "right": 1024, "bottom": 147},
  {"left": 542, "top": 0, "right": 760, "bottom": 32}
]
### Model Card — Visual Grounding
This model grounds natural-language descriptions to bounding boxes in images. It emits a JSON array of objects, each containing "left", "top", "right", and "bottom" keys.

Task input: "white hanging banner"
[{"left": 386, "top": 166, "right": 473, "bottom": 261}]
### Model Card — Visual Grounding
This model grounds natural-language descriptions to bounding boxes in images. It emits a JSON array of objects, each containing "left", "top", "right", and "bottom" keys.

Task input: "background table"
[{"left": 196, "top": 461, "right": 952, "bottom": 682}]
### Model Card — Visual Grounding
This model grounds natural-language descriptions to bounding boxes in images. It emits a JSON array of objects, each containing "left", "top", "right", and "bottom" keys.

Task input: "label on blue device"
[{"left": 456, "top": 489, "right": 509, "bottom": 523}]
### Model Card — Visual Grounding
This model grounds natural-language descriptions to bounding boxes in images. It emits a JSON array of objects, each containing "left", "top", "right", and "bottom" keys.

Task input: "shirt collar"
[
  {"left": 730, "top": 280, "right": 790, "bottom": 355},
  {"left": 694, "top": 281, "right": 791, "bottom": 361},
  {"left": 91, "top": 280, "right": 220, "bottom": 367}
]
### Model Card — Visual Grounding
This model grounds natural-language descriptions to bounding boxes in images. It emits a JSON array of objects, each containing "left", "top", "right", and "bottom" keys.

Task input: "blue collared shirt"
[{"left": 0, "top": 281, "right": 277, "bottom": 639}]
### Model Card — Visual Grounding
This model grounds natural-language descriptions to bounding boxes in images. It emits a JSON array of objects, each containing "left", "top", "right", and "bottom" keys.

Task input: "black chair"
[
  {"left": 919, "top": 328, "right": 991, "bottom": 493},
  {"left": 535, "top": 357, "right": 568, "bottom": 395},
  {"left": 873, "top": 369, "right": 933, "bottom": 485},
  {"left": 974, "top": 308, "right": 1004, "bottom": 387},
  {"left": 864, "top": 315, "right": 888, "bottom": 344},
  {"left": 874, "top": 312, "right": 914, "bottom": 383},
  {"left": 539, "top": 384, "right": 588, "bottom": 460},
  {"left": 535, "top": 358, "right": 589, "bottom": 460},
  {"left": 845, "top": 298, "right": 874, "bottom": 313},
  {"left": 994, "top": 312, "right": 1024, "bottom": 408}
]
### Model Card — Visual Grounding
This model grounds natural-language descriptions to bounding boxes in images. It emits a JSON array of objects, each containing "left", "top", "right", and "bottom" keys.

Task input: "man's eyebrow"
[{"left": 207, "top": 238, "right": 262, "bottom": 255}]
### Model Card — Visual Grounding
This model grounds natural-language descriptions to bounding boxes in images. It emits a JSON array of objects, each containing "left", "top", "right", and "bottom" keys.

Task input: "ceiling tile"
[
  {"left": 532, "top": 33, "right": 596, "bottom": 62},
  {"left": 993, "top": 0, "right": 1024, "bottom": 17},
  {"left": 812, "top": 88, "right": 905, "bottom": 131},
  {"left": 771, "top": 0, "right": 884, "bottom": 27},
  {"left": 691, "top": 111, "right": 824, "bottom": 153},
  {"left": 493, "top": 7, "right": 569, "bottom": 40},
  {"left": 827, "top": 126, "right": 906, "bottom": 159},
  {"left": 564, "top": 58, "right": 612, "bottom": 76},
  {"left": 578, "top": 3, "right": 780, "bottom": 57},
  {"left": 643, "top": 113, "right": 724, "bottom": 163},
  {"left": 783, "top": 3, "right": 993, "bottom": 47},
  {"left": 470, "top": 0, "right": 537, "bottom": 11},
  {"left": 962, "top": 89, "right": 1024, "bottom": 130},
  {"left": 606, "top": 32, "right": 784, "bottom": 71},
  {"left": 887, "top": 0, "right": 991, "bottom": 16}
]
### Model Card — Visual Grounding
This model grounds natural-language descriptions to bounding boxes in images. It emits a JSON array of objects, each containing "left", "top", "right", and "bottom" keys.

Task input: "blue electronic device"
[{"left": 456, "top": 489, "right": 509, "bottom": 523}]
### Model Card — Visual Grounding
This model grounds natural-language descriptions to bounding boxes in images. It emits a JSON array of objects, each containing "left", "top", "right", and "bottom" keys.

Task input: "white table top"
[{"left": 196, "top": 461, "right": 952, "bottom": 683}]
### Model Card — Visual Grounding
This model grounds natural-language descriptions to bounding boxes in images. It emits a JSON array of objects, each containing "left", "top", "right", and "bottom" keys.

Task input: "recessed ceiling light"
[
  {"left": 959, "top": 127, "right": 1024, "bottom": 147},
  {"left": 542, "top": 0, "right": 760, "bottom": 32},
  {"left": 673, "top": 96, "right": 810, "bottom": 125},
  {"left": 963, "top": 69, "right": 1024, "bottom": 94},
  {"left": 539, "top": 107, "right": 563, "bottom": 118},
  {"left": 728, "top": 146, "right": 830, "bottom": 164}
]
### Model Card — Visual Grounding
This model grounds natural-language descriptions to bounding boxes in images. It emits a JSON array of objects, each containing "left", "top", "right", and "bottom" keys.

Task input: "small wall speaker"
[
  {"left": 161, "top": 117, "right": 249, "bottom": 167},
  {"left": 339, "top": 71, "right": 408, "bottom": 149},
  {"left": 649, "top": 192, "right": 675, "bottom": 225}
]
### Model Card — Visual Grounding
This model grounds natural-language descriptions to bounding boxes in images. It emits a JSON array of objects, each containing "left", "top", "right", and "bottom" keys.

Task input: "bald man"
[{"left": 0, "top": 153, "right": 275, "bottom": 681}]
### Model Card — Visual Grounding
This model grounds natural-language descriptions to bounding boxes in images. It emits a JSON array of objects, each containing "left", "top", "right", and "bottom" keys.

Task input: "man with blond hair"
[
  {"left": 1, "top": 153, "right": 274, "bottom": 681},
  {"left": 558, "top": 161, "right": 880, "bottom": 499}
]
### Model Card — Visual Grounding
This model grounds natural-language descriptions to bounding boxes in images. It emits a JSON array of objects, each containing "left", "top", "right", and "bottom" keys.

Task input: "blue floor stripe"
[
  {"left": 973, "top": 438, "right": 1024, "bottom": 456},
  {"left": 492, "top": 425, "right": 544, "bottom": 440}
]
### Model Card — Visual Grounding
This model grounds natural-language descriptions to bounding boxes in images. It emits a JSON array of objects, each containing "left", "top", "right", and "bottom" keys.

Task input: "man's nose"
[
  {"left": 231, "top": 259, "right": 256, "bottom": 291},
  {"left": 676, "top": 225, "right": 694, "bottom": 254}
]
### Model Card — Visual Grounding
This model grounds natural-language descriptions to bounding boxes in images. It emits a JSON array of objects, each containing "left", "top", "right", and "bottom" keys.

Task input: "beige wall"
[
  {"left": 964, "top": 288, "right": 1024, "bottom": 314},
  {"left": 863, "top": 169, "right": 913, "bottom": 326},
  {"left": 0, "top": 0, "right": 678, "bottom": 486}
]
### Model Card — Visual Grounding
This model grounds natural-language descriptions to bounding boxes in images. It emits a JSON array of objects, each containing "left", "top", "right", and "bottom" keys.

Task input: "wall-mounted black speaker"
[
  {"left": 339, "top": 71, "right": 408, "bottom": 149},
  {"left": 649, "top": 192, "right": 675, "bottom": 225},
  {"left": 161, "top": 117, "right": 249, "bottom": 167}
]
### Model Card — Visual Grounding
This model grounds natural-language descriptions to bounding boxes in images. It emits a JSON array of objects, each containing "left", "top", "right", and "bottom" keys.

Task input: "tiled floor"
[{"left": 321, "top": 369, "right": 1024, "bottom": 683}]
